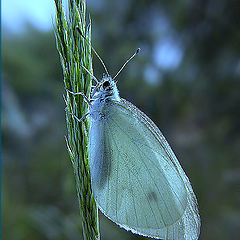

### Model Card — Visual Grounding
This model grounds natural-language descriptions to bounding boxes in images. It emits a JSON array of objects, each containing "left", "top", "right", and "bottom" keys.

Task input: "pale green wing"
[{"left": 89, "top": 99, "right": 200, "bottom": 240}]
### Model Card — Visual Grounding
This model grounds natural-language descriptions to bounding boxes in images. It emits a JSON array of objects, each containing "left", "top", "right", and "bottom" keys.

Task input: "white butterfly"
[{"left": 69, "top": 43, "right": 200, "bottom": 239}]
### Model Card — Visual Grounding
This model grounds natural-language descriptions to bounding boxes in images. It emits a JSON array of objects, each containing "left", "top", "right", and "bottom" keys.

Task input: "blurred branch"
[{"left": 54, "top": 0, "right": 99, "bottom": 239}]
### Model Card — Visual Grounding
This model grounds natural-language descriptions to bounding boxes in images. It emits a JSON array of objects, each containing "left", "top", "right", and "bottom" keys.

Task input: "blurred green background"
[{"left": 2, "top": 0, "right": 240, "bottom": 239}]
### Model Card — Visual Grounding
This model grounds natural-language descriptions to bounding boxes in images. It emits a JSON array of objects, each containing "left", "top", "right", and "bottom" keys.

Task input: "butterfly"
[{"left": 69, "top": 30, "right": 200, "bottom": 239}]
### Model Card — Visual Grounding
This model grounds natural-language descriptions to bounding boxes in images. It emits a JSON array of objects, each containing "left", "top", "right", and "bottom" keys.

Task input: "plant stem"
[{"left": 54, "top": 0, "right": 100, "bottom": 239}]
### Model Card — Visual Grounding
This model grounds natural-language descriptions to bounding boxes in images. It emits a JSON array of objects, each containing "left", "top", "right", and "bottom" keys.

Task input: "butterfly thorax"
[{"left": 90, "top": 76, "right": 120, "bottom": 120}]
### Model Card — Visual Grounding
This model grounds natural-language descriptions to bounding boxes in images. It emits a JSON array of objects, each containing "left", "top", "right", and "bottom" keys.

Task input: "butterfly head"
[
  {"left": 92, "top": 75, "right": 120, "bottom": 102},
  {"left": 100, "top": 74, "right": 114, "bottom": 90}
]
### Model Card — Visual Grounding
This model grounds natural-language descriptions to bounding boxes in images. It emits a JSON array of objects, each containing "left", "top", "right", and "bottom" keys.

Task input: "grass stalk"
[{"left": 54, "top": 0, "right": 100, "bottom": 239}]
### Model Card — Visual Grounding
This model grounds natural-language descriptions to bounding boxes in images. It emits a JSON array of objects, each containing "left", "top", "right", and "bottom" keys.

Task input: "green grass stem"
[{"left": 54, "top": 0, "right": 100, "bottom": 239}]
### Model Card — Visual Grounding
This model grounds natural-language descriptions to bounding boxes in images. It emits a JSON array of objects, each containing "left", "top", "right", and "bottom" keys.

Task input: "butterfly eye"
[{"left": 102, "top": 81, "right": 110, "bottom": 89}]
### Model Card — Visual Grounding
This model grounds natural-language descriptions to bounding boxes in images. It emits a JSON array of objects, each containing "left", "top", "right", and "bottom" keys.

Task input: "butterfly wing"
[{"left": 89, "top": 99, "right": 200, "bottom": 240}]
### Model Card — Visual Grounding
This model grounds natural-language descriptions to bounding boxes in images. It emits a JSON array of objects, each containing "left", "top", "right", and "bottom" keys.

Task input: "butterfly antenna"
[
  {"left": 113, "top": 48, "right": 141, "bottom": 81},
  {"left": 76, "top": 26, "right": 110, "bottom": 76},
  {"left": 79, "top": 63, "right": 99, "bottom": 84}
]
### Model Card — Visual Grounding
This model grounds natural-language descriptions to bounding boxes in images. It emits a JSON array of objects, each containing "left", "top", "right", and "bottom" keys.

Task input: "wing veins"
[
  {"left": 128, "top": 165, "right": 140, "bottom": 228},
  {"left": 105, "top": 126, "right": 113, "bottom": 214},
  {"left": 109, "top": 123, "right": 161, "bottom": 229},
  {"left": 134, "top": 141, "right": 186, "bottom": 210},
  {"left": 110, "top": 126, "right": 141, "bottom": 228},
  {"left": 110, "top": 118, "right": 177, "bottom": 223},
  {"left": 118, "top": 100, "right": 191, "bottom": 190},
  {"left": 108, "top": 119, "right": 167, "bottom": 229}
]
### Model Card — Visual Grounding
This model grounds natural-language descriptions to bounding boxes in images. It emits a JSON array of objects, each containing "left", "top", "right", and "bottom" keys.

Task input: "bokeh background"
[{"left": 2, "top": 0, "right": 240, "bottom": 239}]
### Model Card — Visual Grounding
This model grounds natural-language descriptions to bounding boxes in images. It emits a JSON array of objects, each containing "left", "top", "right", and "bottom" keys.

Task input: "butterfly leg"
[
  {"left": 65, "top": 88, "right": 91, "bottom": 106},
  {"left": 63, "top": 92, "right": 90, "bottom": 123},
  {"left": 65, "top": 108, "right": 89, "bottom": 122}
]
